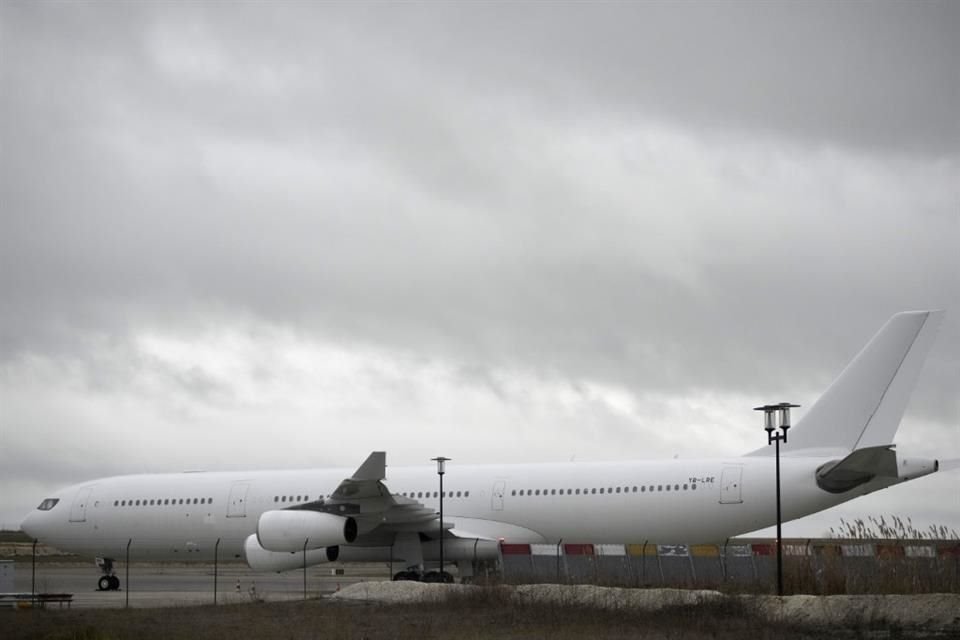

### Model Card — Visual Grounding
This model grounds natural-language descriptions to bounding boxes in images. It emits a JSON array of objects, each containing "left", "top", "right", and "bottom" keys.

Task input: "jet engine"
[
  {"left": 243, "top": 534, "right": 338, "bottom": 572},
  {"left": 256, "top": 510, "right": 357, "bottom": 552}
]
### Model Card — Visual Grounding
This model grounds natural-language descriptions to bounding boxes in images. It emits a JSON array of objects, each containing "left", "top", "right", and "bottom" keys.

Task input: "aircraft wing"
[{"left": 307, "top": 451, "right": 442, "bottom": 538}]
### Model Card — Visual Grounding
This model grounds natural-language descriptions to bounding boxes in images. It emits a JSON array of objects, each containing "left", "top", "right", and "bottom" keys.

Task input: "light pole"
[
  {"left": 432, "top": 456, "right": 450, "bottom": 582},
  {"left": 755, "top": 402, "right": 799, "bottom": 597}
]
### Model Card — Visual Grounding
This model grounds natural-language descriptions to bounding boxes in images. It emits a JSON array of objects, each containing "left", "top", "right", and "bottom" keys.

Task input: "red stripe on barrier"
[
  {"left": 500, "top": 544, "right": 532, "bottom": 555},
  {"left": 876, "top": 544, "right": 905, "bottom": 558},
  {"left": 938, "top": 545, "right": 960, "bottom": 558},
  {"left": 752, "top": 544, "right": 774, "bottom": 556},
  {"left": 564, "top": 543, "right": 595, "bottom": 556}
]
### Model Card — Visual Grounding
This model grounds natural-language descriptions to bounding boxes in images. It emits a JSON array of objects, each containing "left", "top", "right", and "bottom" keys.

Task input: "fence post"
[
  {"left": 303, "top": 539, "right": 309, "bottom": 600},
  {"left": 31, "top": 539, "right": 37, "bottom": 607},
  {"left": 125, "top": 539, "right": 131, "bottom": 609},
  {"left": 214, "top": 538, "right": 221, "bottom": 605},
  {"left": 556, "top": 540, "right": 562, "bottom": 583}
]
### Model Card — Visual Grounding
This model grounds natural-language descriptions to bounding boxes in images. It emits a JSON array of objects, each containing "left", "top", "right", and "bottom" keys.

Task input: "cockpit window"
[{"left": 37, "top": 498, "right": 59, "bottom": 511}]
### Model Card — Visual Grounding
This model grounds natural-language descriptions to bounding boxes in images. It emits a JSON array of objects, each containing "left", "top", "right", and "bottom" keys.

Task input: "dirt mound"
[{"left": 331, "top": 582, "right": 960, "bottom": 632}]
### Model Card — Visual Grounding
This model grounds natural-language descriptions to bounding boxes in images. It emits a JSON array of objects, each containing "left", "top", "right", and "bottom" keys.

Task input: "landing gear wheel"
[
  {"left": 98, "top": 575, "right": 112, "bottom": 591},
  {"left": 421, "top": 571, "right": 454, "bottom": 583},
  {"left": 392, "top": 570, "right": 421, "bottom": 581},
  {"left": 109, "top": 575, "right": 120, "bottom": 590}
]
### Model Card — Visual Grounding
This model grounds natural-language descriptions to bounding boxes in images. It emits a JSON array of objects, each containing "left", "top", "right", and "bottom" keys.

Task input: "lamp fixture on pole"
[
  {"left": 754, "top": 402, "right": 799, "bottom": 597},
  {"left": 431, "top": 456, "right": 451, "bottom": 583}
]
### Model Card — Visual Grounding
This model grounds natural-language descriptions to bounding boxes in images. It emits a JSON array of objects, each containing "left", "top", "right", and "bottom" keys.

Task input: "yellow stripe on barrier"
[
  {"left": 626, "top": 543, "right": 657, "bottom": 557},
  {"left": 690, "top": 544, "right": 720, "bottom": 557}
]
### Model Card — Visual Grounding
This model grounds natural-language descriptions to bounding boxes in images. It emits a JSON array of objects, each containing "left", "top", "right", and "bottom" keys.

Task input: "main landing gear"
[
  {"left": 96, "top": 557, "right": 121, "bottom": 591},
  {"left": 421, "top": 571, "right": 454, "bottom": 583},
  {"left": 392, "top": 568, "right": 454, "bottom": 583}
]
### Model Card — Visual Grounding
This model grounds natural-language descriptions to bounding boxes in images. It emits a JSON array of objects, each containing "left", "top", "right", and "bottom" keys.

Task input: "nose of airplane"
[
  {"left": 20, "top": 511, "right": 38, "bottom": 539},
  {"left": 20, "top": 508, "right": 51, "bottom": 541}
]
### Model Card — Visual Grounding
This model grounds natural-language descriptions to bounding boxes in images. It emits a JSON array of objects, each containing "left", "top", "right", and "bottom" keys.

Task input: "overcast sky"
[{"left": 1, "top": 2, "right": 957, "bottom": 537}]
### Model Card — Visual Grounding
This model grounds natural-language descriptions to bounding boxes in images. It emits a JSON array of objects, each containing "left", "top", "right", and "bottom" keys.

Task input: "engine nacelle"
[
  {"left": 243, "top": 534, "right": 338, "bottom": 572},
  {"left": 257, "top": 510, "right": 357, "bottom": 552}
]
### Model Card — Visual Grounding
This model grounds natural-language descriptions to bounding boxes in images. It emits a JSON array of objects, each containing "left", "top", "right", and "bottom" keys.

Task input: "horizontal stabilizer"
[{"left": 816, "top": 446, "right": 897, "bottom": 493}]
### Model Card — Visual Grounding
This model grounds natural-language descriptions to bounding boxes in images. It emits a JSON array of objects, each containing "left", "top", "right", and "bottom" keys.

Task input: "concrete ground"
[{"left": 7, "top": 560, "right": 390, "bottom": 608}]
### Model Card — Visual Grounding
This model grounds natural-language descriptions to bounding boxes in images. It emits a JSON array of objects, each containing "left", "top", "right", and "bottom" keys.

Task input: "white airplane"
[{"left": 20, "top": 311, "right": 956, "bottom": 590}]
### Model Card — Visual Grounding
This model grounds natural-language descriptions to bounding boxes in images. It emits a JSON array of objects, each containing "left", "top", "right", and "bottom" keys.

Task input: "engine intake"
[{"left": 257, "top": 510, "right": 357, "bottom": 552}]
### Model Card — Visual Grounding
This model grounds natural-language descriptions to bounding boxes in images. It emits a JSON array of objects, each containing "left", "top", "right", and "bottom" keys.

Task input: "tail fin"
[{"left": 752, "top": 310, "right": 943, "bottom": 456}]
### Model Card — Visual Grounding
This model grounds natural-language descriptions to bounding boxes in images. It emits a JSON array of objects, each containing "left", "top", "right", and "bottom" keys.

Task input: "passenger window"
[
  {"left": 209, "top": 498, "right": 213, "bottom": 504},
  {"left": 657, "top": 485, "right": 662, "bottom": 491},
  {"left": 193, "top": 498, "right": 198, "bottom": 504},
  {"left": 692, "top": 484, "right": 697, "bottom": 490},
  {"left": 599, "top": 488, "right": 605, "bottom": 494},
  {"left": 464, "top": 491, "right": 469, "bottom": 497},
  {"left": 641, "top": 486, "right": 645, "bottom": 492},
  {"left": 575, "top": 489, "right": 580, "bottom": 495},
  {"left": 615, "top": 487, "right": 621, "bottom": 493},
  {"left": 666, "top": 485, "right": 671, "bottom": 491},
  {"left": 683, "top": 484, "right": 688, "bottom": 490},
  {"left": 591, "top": 488, "right": 597, "bottom": 494}
]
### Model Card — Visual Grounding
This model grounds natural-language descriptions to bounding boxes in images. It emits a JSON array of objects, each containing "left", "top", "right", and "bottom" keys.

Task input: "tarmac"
[{"left": 6, "top": 561, "right": 388, "bottom": 608}]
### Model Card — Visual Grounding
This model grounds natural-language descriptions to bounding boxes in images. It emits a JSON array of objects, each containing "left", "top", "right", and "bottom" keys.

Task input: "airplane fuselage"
[{"left": 22, "top": 455, "right": 896, "bottom": 563}]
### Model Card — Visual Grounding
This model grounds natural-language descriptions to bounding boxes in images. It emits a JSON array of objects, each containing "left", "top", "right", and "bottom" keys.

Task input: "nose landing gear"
[{"left": 95, "top": 558, "right": 121, "bottom": 591}]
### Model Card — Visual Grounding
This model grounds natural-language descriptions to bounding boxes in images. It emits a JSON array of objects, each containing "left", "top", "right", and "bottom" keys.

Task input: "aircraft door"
[
  {"left": 227, "top": 481, "right": 251, "bottom": 518},
  {"left": 719, "top": 466, "right": 743, "bottom": 504},
  {"left": 491, "top": 481, "right": 505, "bottom": 511},
  {"left": 69, "top": 486, "right": 95, "bottom": 523}
]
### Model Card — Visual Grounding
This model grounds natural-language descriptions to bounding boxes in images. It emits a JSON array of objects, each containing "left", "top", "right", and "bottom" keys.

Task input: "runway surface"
[{"left": 7, "top": 561, "right": 390, "bottom": 608}]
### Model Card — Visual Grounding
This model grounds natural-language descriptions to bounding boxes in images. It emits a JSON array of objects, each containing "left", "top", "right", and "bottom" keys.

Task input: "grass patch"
[{"left": 0, "top": 593, "right": 828, "bottom": 640}]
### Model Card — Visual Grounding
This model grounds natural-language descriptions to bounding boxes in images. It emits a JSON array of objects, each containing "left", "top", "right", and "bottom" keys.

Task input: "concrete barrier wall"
[{"left": 499, "top": 539, "right": 960, "bottom": 593}]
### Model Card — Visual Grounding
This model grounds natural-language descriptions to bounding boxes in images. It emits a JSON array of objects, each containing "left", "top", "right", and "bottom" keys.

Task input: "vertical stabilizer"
[{"left": 755, "top": 311, "right": 943, "bottom": 456}]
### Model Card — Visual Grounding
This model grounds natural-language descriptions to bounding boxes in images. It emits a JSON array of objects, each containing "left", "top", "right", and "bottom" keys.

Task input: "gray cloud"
[{"left": 1, "top": 2, "right": 957, "bottom": 529}]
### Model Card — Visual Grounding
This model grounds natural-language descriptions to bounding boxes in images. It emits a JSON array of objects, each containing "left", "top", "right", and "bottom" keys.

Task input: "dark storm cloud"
[{"left": 0, "top": 1, "right": 957, "bottom": 432}]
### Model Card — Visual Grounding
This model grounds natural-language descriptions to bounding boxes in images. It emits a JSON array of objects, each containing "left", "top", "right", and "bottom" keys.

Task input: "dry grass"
[{"left": 2, "top": 594, "right": 825, "bottom": 640}]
